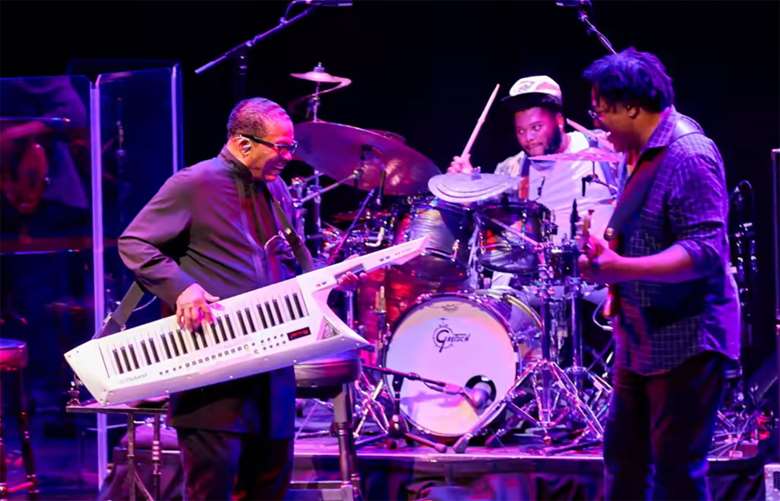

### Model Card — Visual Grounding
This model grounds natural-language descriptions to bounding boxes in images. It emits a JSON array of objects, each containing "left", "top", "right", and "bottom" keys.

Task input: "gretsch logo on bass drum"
[{"left": 432, "top": 321, "right": 470, "bottom": 353}]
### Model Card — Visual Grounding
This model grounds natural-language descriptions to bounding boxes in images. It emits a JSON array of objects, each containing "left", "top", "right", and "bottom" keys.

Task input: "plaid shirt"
[{"left": 612, "top": 108, "right": 741, "bottom": 375}]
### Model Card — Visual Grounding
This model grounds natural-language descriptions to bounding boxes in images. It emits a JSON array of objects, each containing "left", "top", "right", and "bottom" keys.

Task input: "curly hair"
[
  {"left": 226, "top": 97, "right": 290, "bottom": 139},
  {"left": 583, "top": 47, "right": 674, "bottom": 112}
]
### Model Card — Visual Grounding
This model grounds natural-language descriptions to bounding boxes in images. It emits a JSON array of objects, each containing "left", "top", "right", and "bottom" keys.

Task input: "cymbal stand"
[
  {"left": 564, "top": 276, "right": 612, "bottom": 424},
  {"left": 452, "top": 262, "right": 604, "bottom": 453},
  {"left": 352, "top": 289, "right": 391, "bottom": 438}
]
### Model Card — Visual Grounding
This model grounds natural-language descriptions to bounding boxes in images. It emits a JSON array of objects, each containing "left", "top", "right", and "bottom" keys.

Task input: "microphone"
[
  {"left": 570, "top": 199, "right": 580, "bottom": 239},
  {"left": 463, "top": 387, "right": 491, "bottom": 409},
  {"left": 293, "top": 0, "right": 352, "bottom": 6},
  {"left": 582, "top": 174, "right": 600, "bottom": 197},
  {"left": 555, "top": 0, "right": 591, "bottom": 8},
  {"left": 428, "top": 380, "right": 491, "bottom": 410},
  {"left": 537, "top": 176, "right": 546, "bottom": 197}
]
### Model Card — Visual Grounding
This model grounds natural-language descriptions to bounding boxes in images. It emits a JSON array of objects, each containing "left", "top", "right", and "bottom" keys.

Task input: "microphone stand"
[
  {"left": 731, "top": 180, "right": 757, "bottom": 348},
  {"left": 575, "top": 8, "right": 617, "bottom": 54},
  {"left": 194, "top": 2, "right": 316, "bottom": 76},
  {"left": 355, "top": 366, "right": 449, "bottom": 453},
  {"left": 557, "top": 2, "right": 618, "bottom": 55}
]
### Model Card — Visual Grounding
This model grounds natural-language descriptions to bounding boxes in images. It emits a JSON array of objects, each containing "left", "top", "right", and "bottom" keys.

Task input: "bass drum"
[{"left": 381, "top": 289, "right": 541, "bottom": 440}]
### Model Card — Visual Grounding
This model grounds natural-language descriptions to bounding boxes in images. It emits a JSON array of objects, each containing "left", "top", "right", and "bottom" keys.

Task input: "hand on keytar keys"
[
  {"left": 447, "top": 153, "right": 477, "bottom": 174},
  {"left": 176, "top": 283, "right": 222, "bottom": 331}
]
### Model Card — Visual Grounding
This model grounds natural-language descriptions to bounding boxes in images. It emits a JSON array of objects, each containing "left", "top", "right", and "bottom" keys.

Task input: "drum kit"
[{"left": 289, "top": 65, "right": 617, "bottom": 453}]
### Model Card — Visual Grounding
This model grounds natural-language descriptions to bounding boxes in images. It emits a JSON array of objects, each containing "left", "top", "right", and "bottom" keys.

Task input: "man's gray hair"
[{"left": 226, "top": 97, "right": 290, "bottom": 139}]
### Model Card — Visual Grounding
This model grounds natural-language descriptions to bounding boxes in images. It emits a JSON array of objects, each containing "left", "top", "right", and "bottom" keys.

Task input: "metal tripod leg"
[
  {"left": 452, "top": 358, "right": 543, "bottom": 453},
  {"left": 353, "top": 375, "right": 389, "bottom": 440},
  {"left": 355, "top": 375, "right": 447, "bottom": 453}
]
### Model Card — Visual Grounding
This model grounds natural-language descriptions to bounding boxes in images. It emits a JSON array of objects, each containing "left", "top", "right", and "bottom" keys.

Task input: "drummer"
[{"left": 448, "top": 75, "right": 617, "bottom": 246}]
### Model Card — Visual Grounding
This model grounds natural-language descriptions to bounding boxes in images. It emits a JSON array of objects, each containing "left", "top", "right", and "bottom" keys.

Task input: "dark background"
[{"left": 2, "top": 0, "right": 778, "bottom": 380}]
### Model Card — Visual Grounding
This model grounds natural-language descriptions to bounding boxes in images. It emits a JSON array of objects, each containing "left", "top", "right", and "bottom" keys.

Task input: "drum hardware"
[
  {"left": 582, "top": 171, "right": 618, "bottom": 197},
  {"left": 355, "top": 366, "right": 449, "bottom": 453},
  {"left": 563, "top": 278, "right": 612, "bottom": 418},
  {"left": 289, "top": 63, "right": 351, "bottom": 122},
  {"left": 352, "top": 371, "right": 390, "bottom": 438},
  {"left": 451, "top": 274, "right": 605, "bottom": 453},
  {"left": 352, "top": 287, "right": 395, "bottom": 439},
  {"left": 294, "top": 168, "right": 364, "bottom": 205},
  {"left": 324, "top": 172, "right": 378, "bottom": 265},
  {"left": 452, "top": 207, "right": 613, "bottom": 453}
]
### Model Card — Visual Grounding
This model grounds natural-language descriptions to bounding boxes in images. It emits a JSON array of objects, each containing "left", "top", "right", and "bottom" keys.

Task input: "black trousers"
[
  {"left": 603, "top": 351, "right": 727, "bottom": 501},
  {"left": 177, "top": 427, "right": 293, "bottom": 501}
]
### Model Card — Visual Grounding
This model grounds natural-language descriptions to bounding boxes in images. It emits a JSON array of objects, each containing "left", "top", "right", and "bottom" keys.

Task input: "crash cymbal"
[
  {"left": 428, "top": 173, "right": 518, "bottom": 204},
  {"left": 531, "top": 147, "right": 623, "bottom": 164},
  {"left": 294, "top": 121, "right": 440, "bottom": 196}
]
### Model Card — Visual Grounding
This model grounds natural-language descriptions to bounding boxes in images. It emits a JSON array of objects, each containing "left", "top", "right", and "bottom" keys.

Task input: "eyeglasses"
[
  {"left": 588, "top": 106, "right": 609, "bottom": 122},
  {"left": 240, "top": 134, "right": 299, "bottom": 154}
]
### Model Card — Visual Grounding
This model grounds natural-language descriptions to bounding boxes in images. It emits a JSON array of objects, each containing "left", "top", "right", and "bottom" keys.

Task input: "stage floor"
[
  {"left": 292, "top": 434, "right": 766, "bottom": 500},
  {"left": 0, "top": 404, "right": 769, "bottom": 500}
]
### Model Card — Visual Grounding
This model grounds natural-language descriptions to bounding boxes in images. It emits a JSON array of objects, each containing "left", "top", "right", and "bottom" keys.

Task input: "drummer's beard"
[{"left": 544, "top": 126, "right": 564, "bottom": 155}]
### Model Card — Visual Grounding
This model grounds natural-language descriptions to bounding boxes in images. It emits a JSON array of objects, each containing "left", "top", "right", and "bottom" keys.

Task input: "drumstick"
[
  {"left": 566, "top": 118, "right": 615, "bottom": 151},
  {"left": 461, "top": 83, "right": 500, "bottom": 158},
  {"left": 566, "top": 118, "right": 597, "bottom": 139}
]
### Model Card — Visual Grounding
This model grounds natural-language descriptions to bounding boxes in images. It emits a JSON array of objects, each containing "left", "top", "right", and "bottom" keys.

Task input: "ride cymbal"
[{"left": 294, "top": 121, "right": 440, "bottom": 196}]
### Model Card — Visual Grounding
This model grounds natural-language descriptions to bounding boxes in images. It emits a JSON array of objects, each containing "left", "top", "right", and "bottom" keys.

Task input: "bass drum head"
[{"left": 381, "top": 292, "right": 537, "bottom": 439}]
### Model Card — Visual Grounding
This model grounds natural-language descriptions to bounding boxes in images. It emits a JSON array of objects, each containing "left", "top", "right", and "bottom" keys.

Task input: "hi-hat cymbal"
[
  {"left": 531, "top": 147, "right": 623, "bottom": 164},
  {"left": 428, "top": 173, "right": 518, "bottom": 204},
  {"left": 294, "top": 121, "right": 440, "bottom": 196},
  {"left": 290, "top": 69, "right": 351, "bottom": 85}
]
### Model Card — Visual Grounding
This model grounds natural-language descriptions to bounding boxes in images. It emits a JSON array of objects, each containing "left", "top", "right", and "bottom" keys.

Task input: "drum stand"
[
  {"left": 355, "top": 366, "right": 447, "bottom": 453},
  {"left": 452, "top": 268, "right": 605, "bottom": 453}
]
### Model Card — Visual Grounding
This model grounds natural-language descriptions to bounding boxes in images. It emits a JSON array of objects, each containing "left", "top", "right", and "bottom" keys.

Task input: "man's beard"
[{"left": 543, "top": 126, "right": 564, "bottom": 155}]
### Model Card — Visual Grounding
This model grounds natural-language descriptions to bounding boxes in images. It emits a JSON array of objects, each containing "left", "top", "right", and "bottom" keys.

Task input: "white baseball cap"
[{"left": 501, "top": 75, "right": 563, "bottom": 109}]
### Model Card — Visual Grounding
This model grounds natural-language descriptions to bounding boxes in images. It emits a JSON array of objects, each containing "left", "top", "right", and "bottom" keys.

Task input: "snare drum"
[
  {"left": 477, "top": 199, "right": 552, "bottom": 276},
  {"left": 381, "top": 290, "right": 541, "bottom": 440},
  {"left": 394, "top": 197, "right": 474, "bottom": 281}
]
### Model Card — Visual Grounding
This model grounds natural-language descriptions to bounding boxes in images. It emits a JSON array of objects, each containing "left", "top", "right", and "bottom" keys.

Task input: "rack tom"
[{"left": 394, "top": 197, "right": 474, "bottom": 282}]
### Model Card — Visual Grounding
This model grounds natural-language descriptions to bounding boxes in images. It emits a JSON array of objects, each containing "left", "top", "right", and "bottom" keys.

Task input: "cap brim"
[{"left": 499, "top": 92, "right": 562, "bottom": 113}]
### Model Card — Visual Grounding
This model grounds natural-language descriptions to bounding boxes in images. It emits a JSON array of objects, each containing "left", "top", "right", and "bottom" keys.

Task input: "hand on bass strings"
[{"left": 577, "top": 234, "right": 624, "bottom": 283}]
